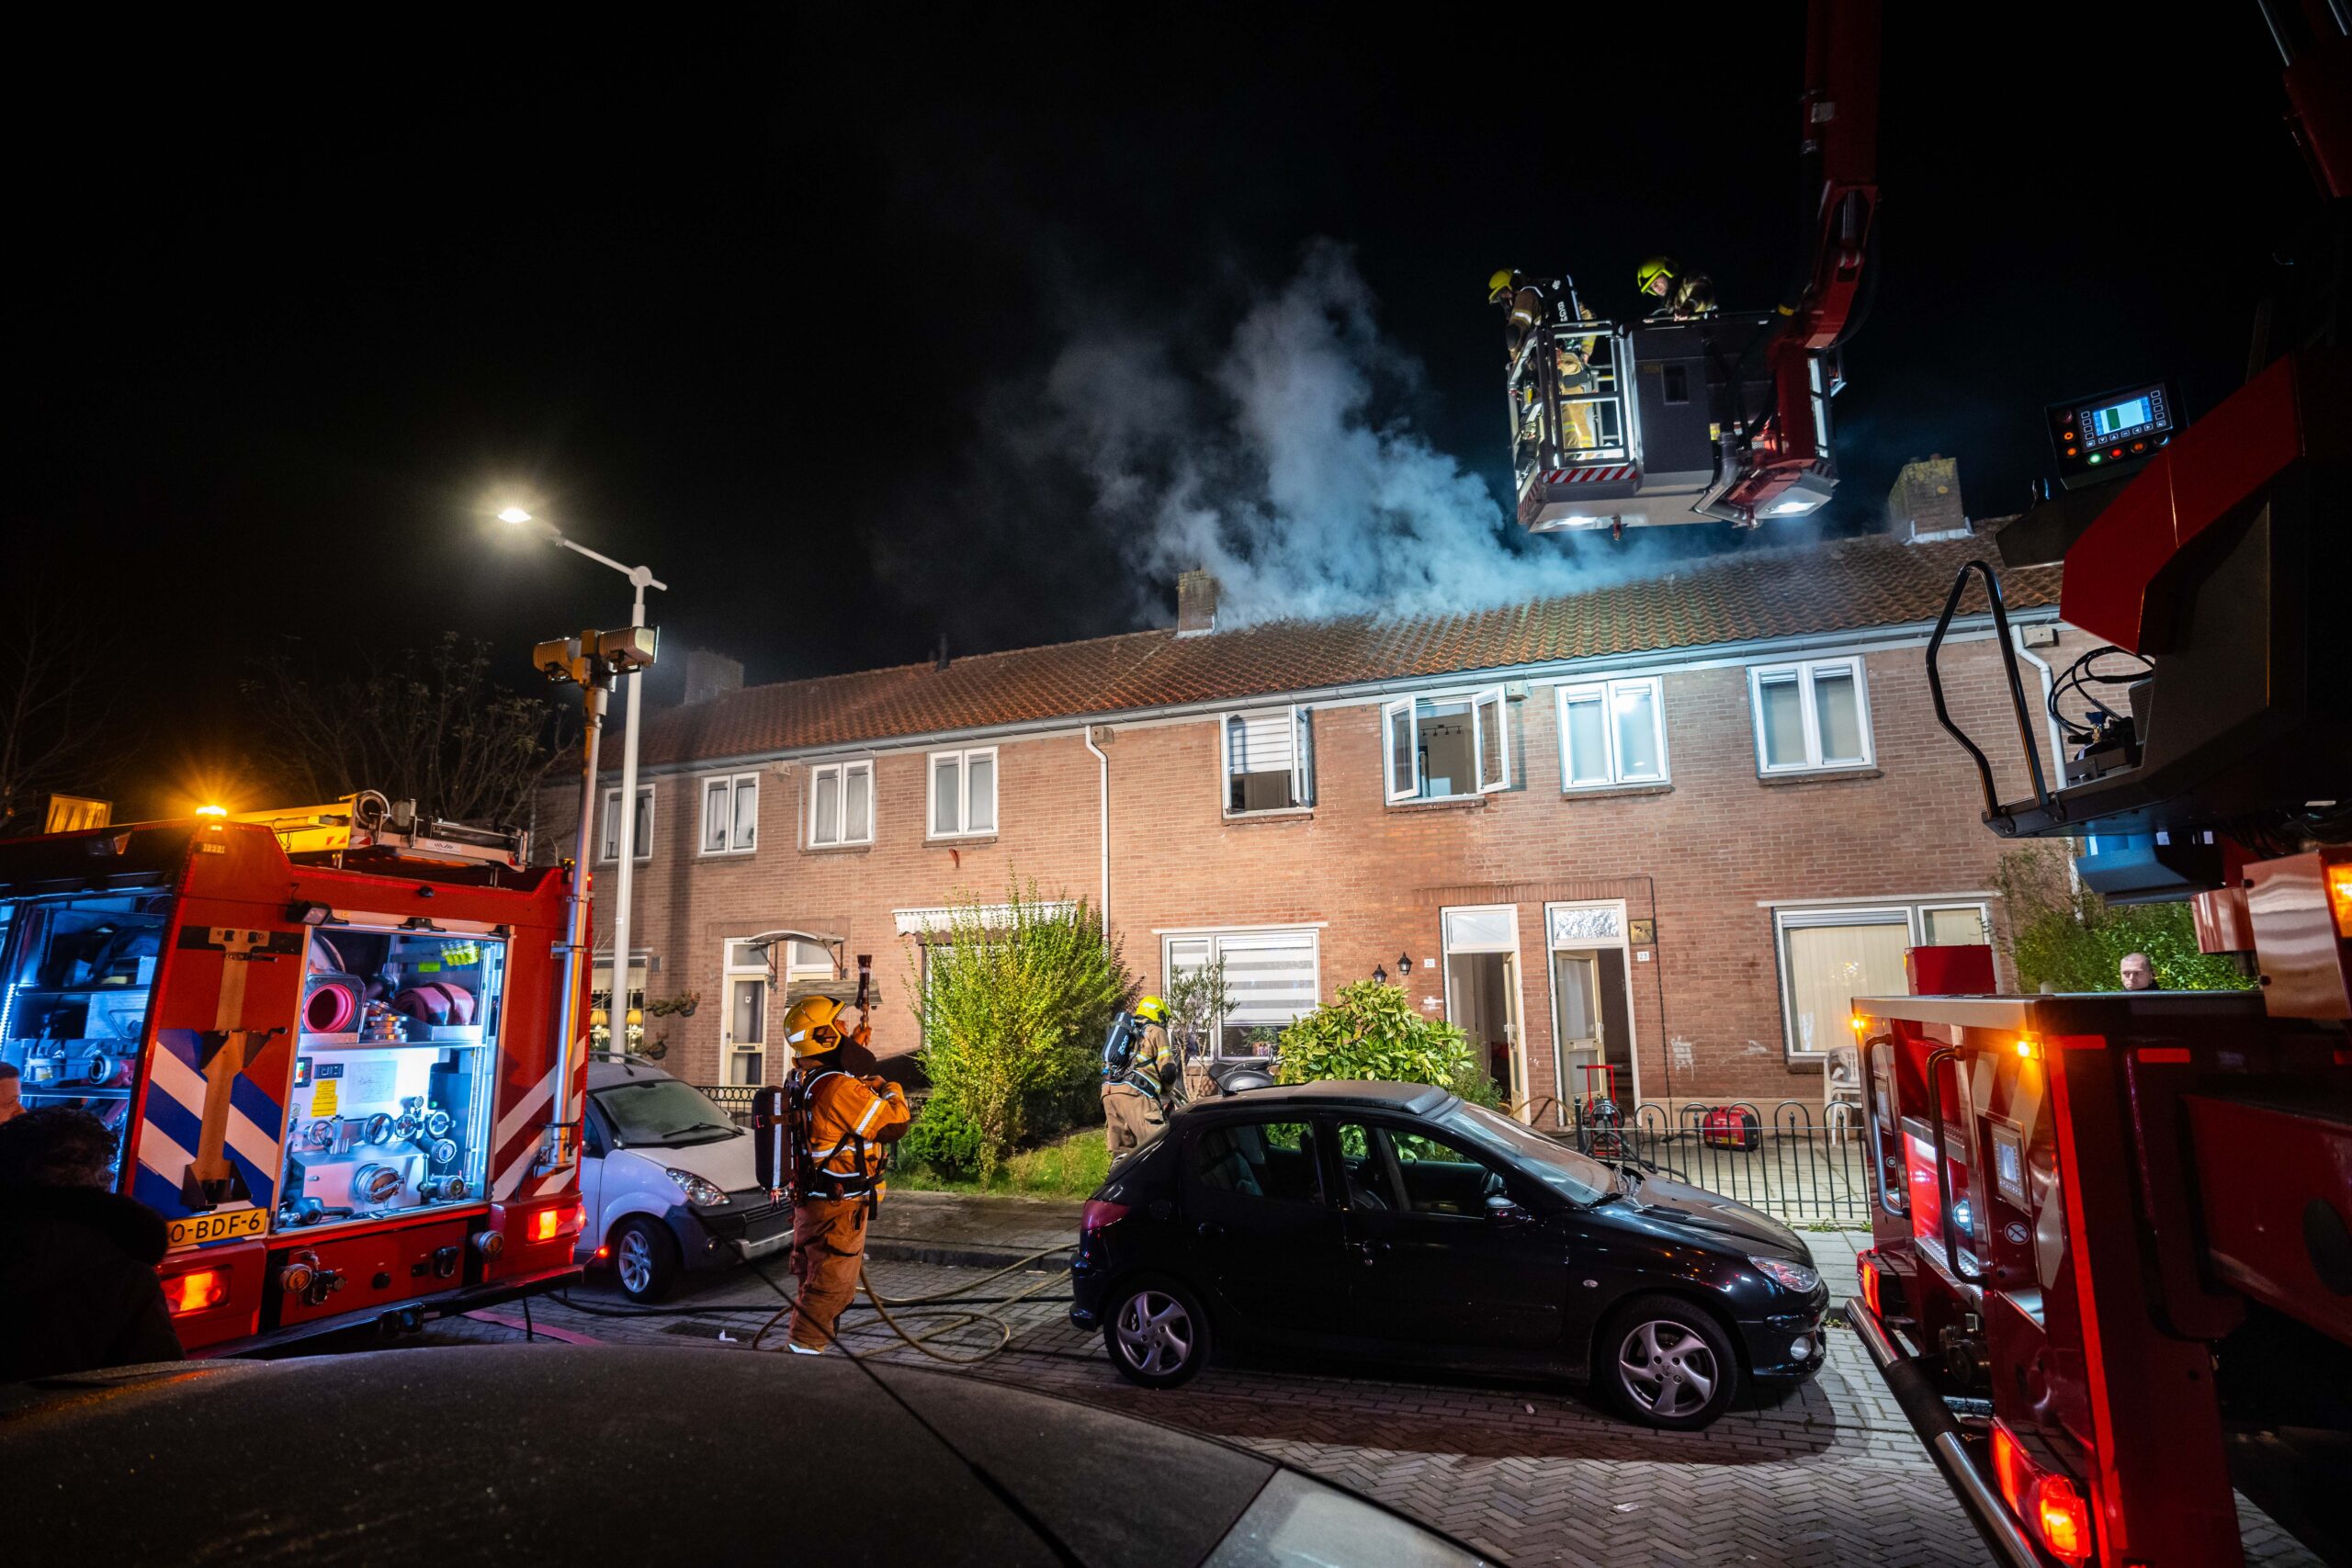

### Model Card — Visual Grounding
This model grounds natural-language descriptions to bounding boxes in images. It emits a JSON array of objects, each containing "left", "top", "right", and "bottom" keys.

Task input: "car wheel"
[
  {"left": 611, "top": 1215, "right": 681, "bottom": 1303},
  {"left": 1601, "top": 1295, "right": 1739, "bottom": 1430},
  {"left": 1102, "top": 1278, "right": 1210, "bottom": 1388}
]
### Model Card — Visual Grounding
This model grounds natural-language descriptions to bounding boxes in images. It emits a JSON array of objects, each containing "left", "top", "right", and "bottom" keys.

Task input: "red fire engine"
[
  {"left": 0, "top": 793, "right": 587, "bottom": 1351},
  {"left": 1848, "top": 10, "right": 2352, "bottom": 1565}
]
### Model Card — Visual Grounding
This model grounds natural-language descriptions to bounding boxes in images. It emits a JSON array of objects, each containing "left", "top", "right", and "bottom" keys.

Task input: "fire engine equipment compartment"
[
  {"left": 276, "top": 928, "right": 501, "bottom": 1233},
  {"left": 0, "top": 886, "right": 169, "bottom": 1177}
]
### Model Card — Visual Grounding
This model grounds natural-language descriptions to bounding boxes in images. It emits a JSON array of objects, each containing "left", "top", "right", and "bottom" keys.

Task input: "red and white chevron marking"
[
  {"left": 1543, "top": 464, "right": 1636, "bottom": 484},
  {"left": 493, "top": 1060, "right": 562, "bottom": 1200}
]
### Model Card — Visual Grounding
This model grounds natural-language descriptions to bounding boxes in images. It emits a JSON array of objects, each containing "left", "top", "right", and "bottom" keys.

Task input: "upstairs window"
[
  {"left": 699, "top": 773, "right": 759, "bottom": 855},
  {"left": 929, "top": 747, "right": 998, "bottom": 839},
  {"left": 1223, "top": 706, "right": 1315, "bottom": 815},
  {"left": 1557, "top": 677, "right": 1667, "bottom": 789},
  {"left": 599, "top": 784, "right": 653, "bottom": 863},
  {"left": 808, "top": 761, "right": 873, "bottom": 848},
  {"left": 1385, "top": 688, "right": 1510, "bottom": 803},
  {"left": 1750, "top": 657, "right": 1872, "bottom": 774}
]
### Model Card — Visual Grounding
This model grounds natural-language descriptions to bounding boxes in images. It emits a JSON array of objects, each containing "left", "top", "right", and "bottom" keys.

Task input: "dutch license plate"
[{"left": 167, "top": 1208, "right": 267, "bottom": 1248}]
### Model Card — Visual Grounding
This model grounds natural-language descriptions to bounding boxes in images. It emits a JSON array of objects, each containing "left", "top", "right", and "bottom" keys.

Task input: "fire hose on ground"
[{"left": 545, "top": 1240, "right": 1077, "bottom": 1366}]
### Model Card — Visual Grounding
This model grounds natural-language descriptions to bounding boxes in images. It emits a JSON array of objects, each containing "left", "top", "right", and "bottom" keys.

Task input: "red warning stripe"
[{"left": 1541, "top": 465, "right": 1637, "bottom": 484}]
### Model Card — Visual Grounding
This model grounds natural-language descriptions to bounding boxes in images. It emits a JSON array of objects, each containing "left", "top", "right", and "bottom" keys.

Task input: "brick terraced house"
[{"left": 543, "top": 531, "right": 2087, "bottom": 1122}]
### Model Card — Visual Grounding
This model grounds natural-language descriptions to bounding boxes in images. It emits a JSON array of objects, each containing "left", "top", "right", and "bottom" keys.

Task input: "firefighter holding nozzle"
[{"left": 779, "top": 995, "right": 909, "bottom": 1354}]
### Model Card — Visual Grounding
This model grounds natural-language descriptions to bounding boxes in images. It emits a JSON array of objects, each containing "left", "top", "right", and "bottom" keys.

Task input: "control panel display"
[{"left": 2048, "top": 379, "right": 2177, "bottom": 491}]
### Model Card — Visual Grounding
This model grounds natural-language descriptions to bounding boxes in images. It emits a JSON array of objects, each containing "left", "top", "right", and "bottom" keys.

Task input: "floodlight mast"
[{"left": 532, "top": 625, "right": 660, "bottom": 1177}]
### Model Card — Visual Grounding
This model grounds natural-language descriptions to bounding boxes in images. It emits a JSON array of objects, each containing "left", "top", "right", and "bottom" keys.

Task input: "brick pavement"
[{"left": 413, "top": 1248, "right": 2270, "bottom": 1567}]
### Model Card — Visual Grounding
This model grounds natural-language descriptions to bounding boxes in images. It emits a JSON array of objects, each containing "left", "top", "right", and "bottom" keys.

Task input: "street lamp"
[{"left": 502, "top": 505, "right": 666, "bottom": 1029}]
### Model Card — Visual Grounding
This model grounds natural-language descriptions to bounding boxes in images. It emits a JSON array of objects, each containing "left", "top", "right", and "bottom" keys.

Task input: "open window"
[
  {"left": 1223, "top": 705, "right": 1314, "bottom": 815},
  {"left": 1385, "top": 688, "right": 1510, "bottom": 803}
]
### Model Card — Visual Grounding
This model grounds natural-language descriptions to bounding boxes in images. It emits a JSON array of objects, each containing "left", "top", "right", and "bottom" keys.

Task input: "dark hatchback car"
[{"left": 1070, "top": 1081, "right": 1828, "bottom": 1429}]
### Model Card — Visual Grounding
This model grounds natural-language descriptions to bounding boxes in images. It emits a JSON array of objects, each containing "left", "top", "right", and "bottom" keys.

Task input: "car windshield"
[
  {"left": 1439, "top": 1101, "right": 1612, "bottom": 1205},
  {"left": 593, "top": 1078, "right": 741, "bottom": 1147}
]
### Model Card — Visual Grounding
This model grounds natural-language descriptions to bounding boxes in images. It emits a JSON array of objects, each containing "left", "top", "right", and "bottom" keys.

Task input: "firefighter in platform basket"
[{"left": 779, "top": 995, "right": 909, "bottom": 1354}]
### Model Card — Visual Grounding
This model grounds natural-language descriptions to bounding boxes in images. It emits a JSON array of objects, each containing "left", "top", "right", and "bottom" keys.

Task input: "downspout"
[
  {"left": 1083, "top": 724, "right": 1110, "bottom": 939},
  {"left": 2009, "top": 630, "right": 2082, "bottom": 907}
]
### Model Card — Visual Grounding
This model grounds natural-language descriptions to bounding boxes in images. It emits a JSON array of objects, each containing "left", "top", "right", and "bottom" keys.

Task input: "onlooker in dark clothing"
[
  {"left": 0, "top": 1107, "right": 183, "bottom": 1382},
  {"left": 0, "top": 1062, "right": 23, "bottom": 1124}
]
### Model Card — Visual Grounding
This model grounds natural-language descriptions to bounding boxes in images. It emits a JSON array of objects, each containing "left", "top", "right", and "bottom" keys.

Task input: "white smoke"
[{"left": 1040, "top": 241, "right": 1603, "bottom": 626}]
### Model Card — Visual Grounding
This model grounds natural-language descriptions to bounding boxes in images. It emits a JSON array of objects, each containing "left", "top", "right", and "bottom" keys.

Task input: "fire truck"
[
  {"left": 1844, "top": 9, "right": 2352, "bottom": 1566},
  {"left": 0, "top": 792, "right": 588, "bottom": 1351},
  {"left": 1501, "top": 0, "right": 1878, "bottom": 532}
]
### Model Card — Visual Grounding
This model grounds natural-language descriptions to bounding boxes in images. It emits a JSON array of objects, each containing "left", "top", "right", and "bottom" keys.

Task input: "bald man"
[{"left": 2119, "top": 953, "right": 2157, "bottom": 992}]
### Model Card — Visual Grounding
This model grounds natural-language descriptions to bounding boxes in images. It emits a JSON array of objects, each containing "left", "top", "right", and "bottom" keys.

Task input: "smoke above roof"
[
  {"left": 1042, "top": 242, "right": 1596, "bottom": 626},
  {"left": 873, "top": 240, "right": 1808, "bottom": 647}
]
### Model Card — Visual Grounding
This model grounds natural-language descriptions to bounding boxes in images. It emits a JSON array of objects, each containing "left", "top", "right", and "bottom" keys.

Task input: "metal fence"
[
  {"left": 698, "top": 1084, "right": 760, "bottom": 1122},
  {"left": 1556, "top": 1098, "right": 1871, "bottom": 1227}
]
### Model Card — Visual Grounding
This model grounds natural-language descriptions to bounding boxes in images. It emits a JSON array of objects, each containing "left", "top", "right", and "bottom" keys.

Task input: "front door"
[
  {"left": 1180, "top": 1115, "right": 1348, "bottom": 1342},
  {"left": 1553, "top": 951, "right": 1603, "bottom": 1105},
  {"left": 1337, "top": 1119, "right": 1571, "bottom": 1360}
]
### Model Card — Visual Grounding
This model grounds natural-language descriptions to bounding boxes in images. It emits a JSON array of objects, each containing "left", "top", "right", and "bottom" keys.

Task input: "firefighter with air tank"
[{"left": 777, "top": 993, "right": 909, "bottom": 1353}]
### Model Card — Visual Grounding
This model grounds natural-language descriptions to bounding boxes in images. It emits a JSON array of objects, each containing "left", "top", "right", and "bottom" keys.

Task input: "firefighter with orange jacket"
[{"left": 779, "top": 995, "right": 910, "bottom": 1354}]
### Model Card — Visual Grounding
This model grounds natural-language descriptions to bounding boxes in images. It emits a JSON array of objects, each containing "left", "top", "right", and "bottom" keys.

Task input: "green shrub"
[
  {"left": 895, "top": 1096, "right": 984, "bottom": 1181},
  {"left": 1276, "top": 979, "right": 1499, "bottom": 1106},
  {"left": 1996, "top": 846, "right": 2256, "bottom": 993},
  {"left": 911, "top": 878, "right": 1132, "bottom": 1181}
]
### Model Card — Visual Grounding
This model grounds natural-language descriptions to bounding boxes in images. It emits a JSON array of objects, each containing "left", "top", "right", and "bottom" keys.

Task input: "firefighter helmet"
[
  {"left": 1636, "top": 256, "right": 1678, "bottom": 296},
  {"left": 783, "top": 994, "right": 853, "bottom": 1057},
  {"left": 1487, "top": 267, "right": 1517, "bottom": 303},
  {"left": 1134, "top": 996, "right": 1169, "bottom": 1025}
]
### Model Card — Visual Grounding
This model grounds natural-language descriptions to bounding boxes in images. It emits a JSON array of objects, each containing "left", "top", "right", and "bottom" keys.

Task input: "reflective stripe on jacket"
[
  {"left": 803, "top": 1069, "right": 910, "bottom": 1197},
  {"left": 1116, "top": 1021, "right": 1180, "bottom": 1099}
]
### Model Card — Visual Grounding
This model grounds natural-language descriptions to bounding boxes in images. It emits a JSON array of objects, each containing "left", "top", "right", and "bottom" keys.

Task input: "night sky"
[{"left": 12, "top": 8, "right": 2314, "bottom": 818}]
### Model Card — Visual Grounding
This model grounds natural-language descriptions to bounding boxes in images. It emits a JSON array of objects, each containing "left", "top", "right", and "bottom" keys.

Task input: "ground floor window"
[
  {"left": 590, "top": 953, "right": 651, "bottom": 1055},
  {"left": 1162, "top": 926, "right": 1320, "bottom": 1056},
  {"left": 1772, "top": 898, "right": 1993, "bottom": 1062}
]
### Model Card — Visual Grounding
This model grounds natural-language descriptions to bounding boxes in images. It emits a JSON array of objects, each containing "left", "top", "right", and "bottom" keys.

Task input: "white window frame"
[
  {"left": 1161, "top": 925, "right": 1322, "bottom": 1059},
  {"left": 927, "top": 746, "right": 999, "bottom": 840},
  {"left": 1748, "top": 657, "right": 1873, "bottom": 774},
  {"left": 1220, "top": 705, "right": 1315, "bottom": 817},
  {"left": 1555, "top": 676, "right": 1668, "bottom": 791},
  {"left": 598, "top": 784, "right": 654, "bottom": 863},
  {"left": 1384, "top": 686, "right": 1510, "bottom": 805},
  {"left": 807, "top": 760, "right": 874, "bottom": 849},
  {"left": 718, "top": 939, "right": 770, "bottom": 1087},
  {"left": 698, "top": 772, "right": 760, "bottom": 856},
  {"left": 1770, "top": 897, "right": 1996, "bottom": 1063}
]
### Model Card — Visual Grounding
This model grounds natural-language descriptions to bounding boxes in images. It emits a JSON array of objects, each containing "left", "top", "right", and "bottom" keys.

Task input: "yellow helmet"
[
  {"left": 782, "top": 994, "right": 851, "bottom": 1057},
  {"left": 1636, "top": 256, "right": 1677, "bottom": 294},
  {"left": 1134, "top": 996, "right": 1169, "bottom": 1024},
  {"left": 1487, "top": 267, "right": 1518, "bottom": 303}
]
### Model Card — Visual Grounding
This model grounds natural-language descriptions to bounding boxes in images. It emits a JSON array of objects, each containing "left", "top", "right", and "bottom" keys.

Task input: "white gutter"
[
  {"left": 620, "top": 607, "right": 2063, "bottom": 778},
  {"left": 1083, "top": 723, "right": 1110, "bottom": 935}
]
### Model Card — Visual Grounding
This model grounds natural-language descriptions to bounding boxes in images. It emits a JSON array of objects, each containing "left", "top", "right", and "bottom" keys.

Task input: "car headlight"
[
  {"left": 666, "top": 1168, "right": 729, "bottom": 1207},
  {"left": 1748, "top": 1255, "right": 1820, "bottom": 1293}
]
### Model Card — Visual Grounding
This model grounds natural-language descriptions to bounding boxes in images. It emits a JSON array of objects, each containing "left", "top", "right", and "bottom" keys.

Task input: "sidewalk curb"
[{"left": 864, "top": 1239, "right": 1073, "bottom": 1270}]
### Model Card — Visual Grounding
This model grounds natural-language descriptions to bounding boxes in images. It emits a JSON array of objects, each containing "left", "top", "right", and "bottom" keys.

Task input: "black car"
[{"left": 1069, "top": 1080, "right": 1829, "bottom": 1430}]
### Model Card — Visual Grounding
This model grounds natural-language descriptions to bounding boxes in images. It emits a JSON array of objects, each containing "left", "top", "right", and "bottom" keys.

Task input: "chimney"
[
  {"left": 1888, "top": 454, "right": 1971, "bottom": 542},
  {"left": 1176, "top": 570, "right": 1219, "bottom": 637},
  {"left": 934, "top": 633, "right": 950, "bottom": 672},
  {"left": 682, "top": 649, "right": 744, "bottom": 706}
]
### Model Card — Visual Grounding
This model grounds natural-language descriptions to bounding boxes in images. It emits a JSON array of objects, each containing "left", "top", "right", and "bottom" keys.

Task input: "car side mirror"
[{"left": 1485, "top": 1193, "right": 1531, "bottom": 1224}]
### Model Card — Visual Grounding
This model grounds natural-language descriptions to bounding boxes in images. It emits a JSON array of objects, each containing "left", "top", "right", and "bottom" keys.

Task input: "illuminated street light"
[{"left": 495, "top": 496, "right": 666, "bottom": 1023}]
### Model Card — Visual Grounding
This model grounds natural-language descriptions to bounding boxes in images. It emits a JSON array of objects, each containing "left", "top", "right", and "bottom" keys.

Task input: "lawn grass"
[{"left": 892, "top": 1125, "right": 1112, "bottom": 1198}]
